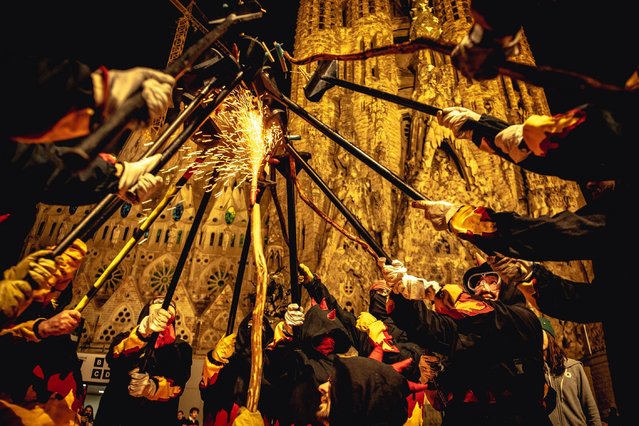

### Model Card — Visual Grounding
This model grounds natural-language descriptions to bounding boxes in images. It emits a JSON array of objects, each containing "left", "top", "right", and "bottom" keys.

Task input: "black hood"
[
  {"left": 462, "top": 262, "right": 526, "bottom": 305},
  {"left": 235, "top": 313, "right": 276, "bottom": 360},
  {"left": 369, "top": 290, "right": 390, "bottom": 320},
  {"left": 330, "top": 356, "right": 409, "bottom": 426},
  {"left": 300, "top": 304, "right": 352, "bottom": 355}
]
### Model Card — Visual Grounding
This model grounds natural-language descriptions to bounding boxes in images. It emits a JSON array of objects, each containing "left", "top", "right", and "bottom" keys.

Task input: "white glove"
[
  {"left": 378, "top": 258, "right": 407, "bottom": 286},
  {"left": 122, "top": 173, "right": 164, "bottom": 204},
  {"left": 284, "top": 303, "right": 305, "bottom": 334},
  {"left": 494, "top": 124, "right": 530, "bottom": 163},
  {"left": 436, "top": 107, "right": 481, "bottom": 140},
  {"left": 410, "top": 200, "right": 460, "bottom": 231},
  {"left": 138, "top": 307, "right": 172, "bottom": 338},
  {"left": 97, "top": 67, "right": 175, "bottom": 125},
  {"left": 486, "top": 255, "right": 534, "bottom": 285},
  {"left": 117, "top": 154, "right": 162, "bottom": 201},
  {"left": 394, "top": 274, "right": 441, "bottom": 300},
  {"left": 128, "top": 368, "right": 157, "bottom": 398}
]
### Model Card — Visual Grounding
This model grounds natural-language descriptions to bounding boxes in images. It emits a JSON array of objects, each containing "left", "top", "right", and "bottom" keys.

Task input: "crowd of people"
[{"left": 0, "top": 0, "right": 635, "bottom": 424}]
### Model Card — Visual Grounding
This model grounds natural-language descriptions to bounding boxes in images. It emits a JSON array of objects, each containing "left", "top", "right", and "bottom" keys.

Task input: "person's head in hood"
[
  {"left": 368, "top": 280, "right": 391, "bottom": 320},
  {"left": 301, "top": 300, "right": 352, "bottom": 357},
  {"left": 461, "top": 262, "right": 526, "bottom": 305},
  {"left": 316, "top": 356, "right": 409, "bottom": 426}
]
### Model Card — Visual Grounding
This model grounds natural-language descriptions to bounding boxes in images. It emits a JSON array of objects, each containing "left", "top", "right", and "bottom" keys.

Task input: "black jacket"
[
  {"left": 390, "top": 289, "right": 549, "bottom": 426},
  {"left": 95, "top": 324, "right": 192, "bottom": 426}
]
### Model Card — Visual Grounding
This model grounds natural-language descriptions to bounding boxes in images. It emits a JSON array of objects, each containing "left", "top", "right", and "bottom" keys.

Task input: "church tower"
[{"left": 278, "top": 0, "right": 615, "bottom": 413}]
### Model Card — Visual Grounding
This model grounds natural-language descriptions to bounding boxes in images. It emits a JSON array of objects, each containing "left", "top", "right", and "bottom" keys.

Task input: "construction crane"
[{"left": 150, "top": 0, "right": 231, "bottom": 135}]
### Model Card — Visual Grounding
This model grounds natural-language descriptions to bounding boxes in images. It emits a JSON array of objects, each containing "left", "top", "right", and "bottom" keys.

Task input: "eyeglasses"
[{"left": 465, "top": 272, "right": 501, "bottom": 293}]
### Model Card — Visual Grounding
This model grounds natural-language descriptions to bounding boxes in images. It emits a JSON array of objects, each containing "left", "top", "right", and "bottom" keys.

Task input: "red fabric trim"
[
  {"left": 98, "top": 153, "right": 117, "bottom": 165},
  {"left": 314, "top": 335, "right": 336, "bottom": 356}
]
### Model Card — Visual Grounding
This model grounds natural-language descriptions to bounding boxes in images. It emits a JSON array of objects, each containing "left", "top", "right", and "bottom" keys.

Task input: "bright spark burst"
[
  {"left": 193, "top": 86, "right": 282, "bottom": 193},
  {"left": 135, "top": 87, "right": 282, "bottom": 225}
]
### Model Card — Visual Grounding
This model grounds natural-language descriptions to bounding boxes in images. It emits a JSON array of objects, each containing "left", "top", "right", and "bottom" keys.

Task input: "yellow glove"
[
  {"left": 3, "top": 249, "right": 59, "bottom": 290},
  {"left": 212, "top": 333, "right": 237, "bottom": 364},
  {"left": 356, "top": 311, "right": 378, "bottom": 332},
  {"left": 298, "top": 263, "right": 314, "bottom": 285},
  {"left": 232, "top": 407, "right": 263, "bottom": 426},
  {"left": 52, "top": 239, "right": 87, "bottom": 289},
  {"left": 0, "top": 279, "right": 34, "bottom": 324}
]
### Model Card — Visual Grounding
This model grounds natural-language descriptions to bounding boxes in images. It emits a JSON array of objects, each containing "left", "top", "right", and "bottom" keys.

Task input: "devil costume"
[
  {"left": 390, "top": 271, "right": 549, "bottom": 426},
  {"left": 94, "top": 301, "right": 192, "bottom": 426}
]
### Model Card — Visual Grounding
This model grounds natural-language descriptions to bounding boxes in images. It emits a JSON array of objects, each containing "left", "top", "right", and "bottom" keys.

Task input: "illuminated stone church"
[{"left": 24, "top": 0, "right": 615, "bottom": 417}]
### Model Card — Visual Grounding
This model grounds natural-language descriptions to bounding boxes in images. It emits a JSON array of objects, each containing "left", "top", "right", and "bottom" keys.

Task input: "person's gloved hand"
[
  {"left": 451, "top": 23, "right": 522, "bottom": 80},
  {"left": 232, "top": 407, "right": 263, "bottom": 426},
  {"left": 4, "top": 250, "right": 60, "bottom": 290},
  {"left": 124, "top": 174, "right": 164, "bottom": 204},
  {"left": 419, "top": 354, "right": 444, "bottom": 385},
  {"left": 51, "top": 239, "right": 87, "bottom": 292},
  {"left": 494, "top": 124, "right": 530, "bottom": 163},
  {"left": 355, "top": 311, "right": 378, "bottom": 333},
  {"left": 487, "top": 255, "right": 534, "bottom": 285},
  {"left": 377, "top": 258, "right": 407, "bottom": 286},
  {"left": 394, "top": 274, "right": 441, "bottom": 300},
  {"left": 116, "top": 154, "right": 162, "bottom": 203},
  {"left": 36, "top": 309, "right": 81, "bottom": 338},
  {"left": 211, "top": 333, "right": 237, "bottom": 365},
  {"left": 0, "top": 279, "right": 33, "bottom": 324},
  {"left": 436, "top": 107, "right": 481, "bottom": 140},
  {"left": 128, "top": 368, "right": 157, "bottom": 398},
  {"left": 284, "top": 303, "right": 305, "bottom": 335},
  {"left": 137, "top": 307, "right": 172, "bottom": 338},
  {"left": 410, "top": 200, "right": 460, "bottom": 231},
  {"left": 92, "top": 67, "right": 175, "bottom": 126},
  {"left": 298, "top": 263, "right": 314, "bottom": 285}
]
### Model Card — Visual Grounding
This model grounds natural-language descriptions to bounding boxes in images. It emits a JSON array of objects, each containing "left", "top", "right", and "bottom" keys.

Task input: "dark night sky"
[{"left": 7, "top": 1, "right": 634, "bottom": 112}]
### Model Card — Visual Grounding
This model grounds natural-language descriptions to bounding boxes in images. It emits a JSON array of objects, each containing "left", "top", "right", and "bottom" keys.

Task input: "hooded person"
[
  {"left": 200, "top": 312, "right": 285, "bottom": 426},
  {"left": 380, "top": 258, "right": 549, "bottom": 426},
  {"left": 94, "top": 297, "right": 191, "bottom": 426},
  {"left": 317, "top": 355, "right": 410, "bottom": 426},
  {"left": 362, "top": 280, "right": 426, "bottom": 383}
]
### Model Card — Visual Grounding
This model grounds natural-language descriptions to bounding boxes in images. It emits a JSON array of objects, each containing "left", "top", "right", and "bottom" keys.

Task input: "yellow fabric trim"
[
  {"left": 148, "top": 376, "right": 182, "bottom": 401},
  {"left": 112, "top": 327, "right": 147, "bottom": 358},
  {"left": 0, "top": 319, "right": 41, "bottom": 343},
  {"left": 200, "top": 355, "right": 224, "bottom": 388},
  {"left": 439, "top": 285, "right": 463, "bottom": 311},
  {"left": 12, "top": 109, "right": 94, "bottom": 144},
  {"left": 0, "top": 389, "right": 78, "bottom": 426},
  {"left": 522, "top": 112, "right": 583, "bottom": 156},
  {"left": 267, "top": 321, "right": 292, "bottom": 349},
  {"left": 367, "top": 320, "right": 388, "bottom": 344},
  {"left": 448, "top": 205, "right": 496, "bottom": 236},
  {"left": 0, "top": 279, "right": 33, "bottom": 322},
  {"left": 404, "top": 402, "right": 423, "bottom": 426}
]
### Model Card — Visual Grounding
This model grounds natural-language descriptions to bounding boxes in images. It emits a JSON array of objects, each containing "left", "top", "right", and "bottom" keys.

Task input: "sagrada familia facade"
[{"left": 23, "top": 0, "right": 616, "bottom": 418}]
